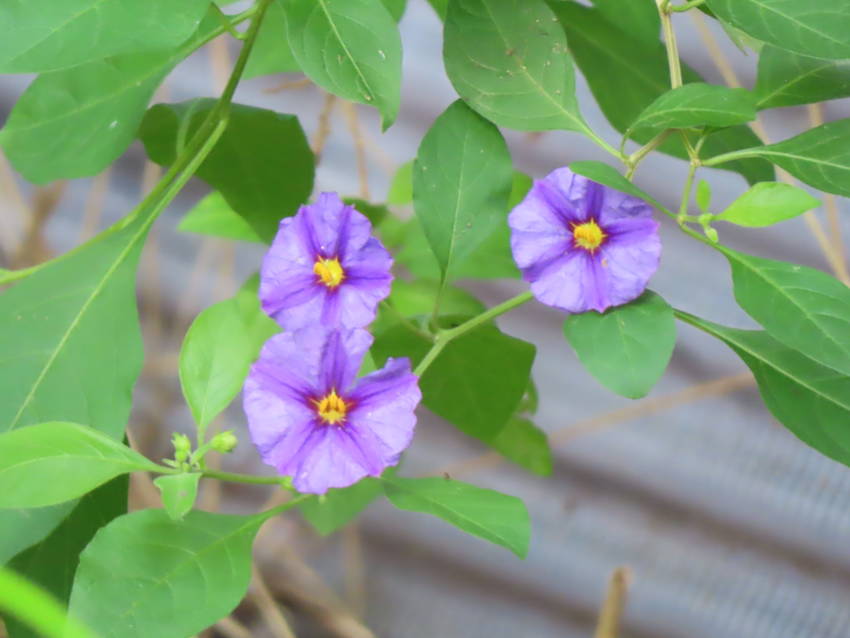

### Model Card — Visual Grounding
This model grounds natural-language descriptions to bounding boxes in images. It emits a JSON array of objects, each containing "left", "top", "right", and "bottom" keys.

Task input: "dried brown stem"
[
  {"left": 265, "top": 77, "right": 312, "bottom": 93},
  {"left": 312, "top": 93, "right": 338, "bottom": 160},
  {"left": 251, "top": 564, "right": 298, "bottom": 638},
  {"left": 593, "top": 567, "right": 632, "bottom": 638},
  {"left": 342, "top": 102, "right": 370, "bottom": 200}
]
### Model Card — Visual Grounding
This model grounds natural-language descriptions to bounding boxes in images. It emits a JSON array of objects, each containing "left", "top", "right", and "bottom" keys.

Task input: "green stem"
[
  {"left": 582, "top": 124, "right": 628, "bottom": 163},
  {"left": 657, "top": 0, "right": 683, "bottom": 88},
  {"left": 702, "top": 147, "right": 763, "bottom": 167},
  {"left": 625, "top": 130, "right": 672, "bottom": 179},
  {"left": 668, "top": 0, "right": 706, "bottom": 11},
  {"left": 201, "top": 469, "right": 294, "bottom": 487},
  {"left": 678, "top": 161, "right": 698, "bottom": 221},
  {"left": 414, "top": 291, "right": 535, "bottom": 377}
]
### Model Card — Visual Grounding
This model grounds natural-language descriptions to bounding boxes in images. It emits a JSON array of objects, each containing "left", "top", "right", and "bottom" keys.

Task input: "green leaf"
[
  {"left": 154, "top": 474, "right": 201, "bottom": 521},
  {"left": 372, "top": 279, "right": 485, "bottom": 336},
  {"left": 426, "top": 0, "right": 448, "bottom": 19},
  {"left": 696, "top": 179, "right": 712, "bottom": 213},
  {"left": 140, "top": 99, "right": 314, "bottom": 242},
  {"left": 0, "top": 11, "right": 222, "bottom": 184},
  {"left": 0, "top": 0, "right": 211, "bottom": 73},
  {"left": 0, "top": 505, "right": 74, "bottom": 564},
  {"left": 300, "top": 477, "right": 383, "bottom": 535},
  {"left": 705, "top": 0, "right": 850, "bottom": 60},
  {"left": 383, "top": 477, "right": 530, "bottom": 557},
  {"left": 243, "top": 0, "right": 300, "bottom": 79},
  {"left": 755, "top": 45, "right": 850, "bottom": 109},
  {"left": 551, "top": 2, "right": 773, "bottom": 185},
  {"left": 722, "top": 248, "right": 850, "bottom": 377},
  {"left": 343, "top": 198, "right": 388, "bottom": 227},
  {"left": 570, "top": 161, "right": 665, "bottom": 211},
  {"left": 178, "top": 192, "right": 264, "bottom": 243},
  {"left": 285, "top": 0, "right": 402, "bottom": 129},
  {"left": 68, "top": 509, "right": 268, "bottom": 638},
  {"left": 179, "top": 277, "right": 278, "bottom": 430},
  {"left": 490, "top": 417, "right": 553, "bottom": 476},
  {"left": 591, "top": 0, "right": 659, "bottom": 45},
  {"left": 563, "top": 291, "right": 676, "bottom": 399},
  {"left": 0, "top": 566, "right": 97, "bottom": 638},
  {"left": 741, "top": 119, "right": 850, "bottom": 198},
  {"left": 413, "top": 101, "right": 513, "bottom": 279},
  {"left": 715, "top": 182, "right": 819, "bottom": 227},
  {"left": 678, "top": 312, "right": 850, "bottom": 467},
  {"left": 444, "top": 0, "right": 587, "bottom": 132},
  {"left": 0, "top": 212, "right": 149, "bottom": 560},
  {"left": 387, "top": 160, "right": 413, "bottom": 205},
  {"left": 5, "top": 478, "right": 126, "bottom": 638},
  {"left": 0, "top": 423, "right": 157, "bottom": 509},
  {"left": 381, "top": 0, "right": 408, "bottom": 21},
  {"left": 373, "top": 322, "right": 536, "bottom": 442},
  {"left": 396, "top": 171, "right": 530, "bottom": 281},
  {"left": 627, "top": 83, "right": 757, "bottom": 136}
]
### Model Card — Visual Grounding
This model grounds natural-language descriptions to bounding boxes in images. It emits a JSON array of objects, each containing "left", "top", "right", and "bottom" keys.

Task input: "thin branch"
[
  {"left": 265, "top": 77, "right": 312, "bottom": 93},
  {"left": 342, "top": 101, "right": 371, "bottom": 200},
  {"left": 594, "top": 567, "right": 632, "bottom": 638},
  {"left": 342, "top": 525, "right": 367, "bottom": 618},
  {"left": 78, "top": 168, "right": 112, "bottom": 242},
  {"left": 251, "top": 564, "right": 298, "bottom": 638},
  {"left": 433, "top": 372, "right": 754, "bottom": 478},
  {"left": 312, "top": 92, "right": 338, "bottom": 160}
]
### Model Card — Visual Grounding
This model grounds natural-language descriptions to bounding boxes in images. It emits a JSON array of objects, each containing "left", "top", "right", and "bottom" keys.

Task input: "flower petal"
[
  {"left": 318, "top": 328, "right": 373, "bottom": 393},
  {"left": 348, "top": 357, "right": 421, "bottom": 457},
  {"left": 288, "top": 427, "right": 382, "bottom": 494},
  {"left": 529, "top": 250, "right": 611, "bottom": 313}
]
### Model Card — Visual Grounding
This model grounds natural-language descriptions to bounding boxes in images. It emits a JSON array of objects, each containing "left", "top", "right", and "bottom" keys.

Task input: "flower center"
[
  {"left": 572, "top": 219, "right": 606, "bottom": 252},
  {"left": 313, "top": 257, "right": 345, "bottom": 288},
  {"left": 313, "top": 389, "right": 350, "bottom": 425}
]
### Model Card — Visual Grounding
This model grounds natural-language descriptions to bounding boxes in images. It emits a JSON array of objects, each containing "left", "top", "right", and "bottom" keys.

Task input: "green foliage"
[
  {"left": 722, "top": 248, "right": 850, "bottom": 377},
  {"left": 0, "top": 9, "right": 226, "bottom": 184},
  {"left": 0, "top": 566, "right": 97, "bottom": 638},
  {"left": 300, "top": 477, "right": 383, "bottom": 535},
  {"left": 755, "top": 46, "right": 850, "bottom": 109},
  {"left": 383, "top": 477, "right": 530, "bottom": 557},
  {"left": 551, "top": 2, "right": 774, "bottom": 185},
  {"left": 68, "top": 509, "right": 268, "bottom": 638},
  {"left": 570, "top": 161, "right": 666, "bottom": 211},
  {"left": 5, "top": 479, "right": 127, "bottom": 638},
  {"left": 742, "top": 119, "right": 850, "bottom": 198},
  {"left": 243, "top": 0, "right": 299, "bottom": 79},
  {"left": 154, "top": 474, "right": 201, "bottom": 521},
  {"left": 179, "top": 192, "right": 264, "bottom": 243},
  {"left": 696, "top": 179, "right": 712, "bottom": 213},
  {"left": 285, "top": 0, "right": 403, "bottom": 129},
  {"left": 444, "top": 0, "right": 586, "bottom": 132},
  {"left": 413, "top": 101, "right": 513, "bottom": 280},
  {"left": 373, "top": 322, "right": 536, "bottom": 443},
  {"left": 0, "top": 506, "right": 74, "bottom": 565},
  {"left": 387, "top": 160, "right": 414, "bottom": 205},
  {"left": 715, "top": 182, "right": 820, "bottom": 227},
  {"left": 705, "top": 0, "right": 850, "bottom": 60},
  {"left": 564, "top": 292, "right": 677, "bottom": 399},
  {"left": 0, "top": 423, "right": 158, "bottom": 509},
  {"left": 0, "top": 212, "right": 149, "bottom": 559},
  {"left": 140, "top": 99, "right": 314, "bottom": 241},
  {"left": 591, "top": 0, "right": 659, "bottom": 44},
  {"left": 627, "top": 83, "right": 757, "bottom": 136},
  {"left": 680, "top": 312, "right": 850, "bottom": 468},
  {"left": 0, "top": 0, "right": 211, "bottom": 73},
  {"left": 372, "top": 279, "right": 485, "bottom": 336},
  {"left": 490, "top": 417, "right": 553, "bottom": 476},
  {"left": 179, "top": 277, "right": 278, "bottom": 431}
]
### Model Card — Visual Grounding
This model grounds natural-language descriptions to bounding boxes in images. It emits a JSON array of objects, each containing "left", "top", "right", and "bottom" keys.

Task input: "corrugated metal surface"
[{"left": 3, "top": 2, "right": 850, "bottom": 636}]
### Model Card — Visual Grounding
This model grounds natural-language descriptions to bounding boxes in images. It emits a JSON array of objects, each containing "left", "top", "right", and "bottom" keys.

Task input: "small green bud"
[
  {"left": 704, "top": 227, "right": 719, "bottom": 243},
  {"left": 172, "top": 433, "right": 191, "bottom": 462},
  {"left": 210, "top": 430, "right": 238, "bottom": 454}
]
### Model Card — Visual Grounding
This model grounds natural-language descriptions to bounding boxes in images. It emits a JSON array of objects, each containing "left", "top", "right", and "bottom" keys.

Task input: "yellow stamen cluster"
[
  {"left": 313, "top": 257, "right": 345, "bottom": 288},
  {"left": 313, "top": 389, "right": 349, "bottom": 425},
  {"left": 572, "top": 219, "right": 606, "bottom": 252}
]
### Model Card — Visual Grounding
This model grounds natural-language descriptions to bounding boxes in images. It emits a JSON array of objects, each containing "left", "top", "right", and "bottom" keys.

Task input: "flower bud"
[
  {"left": 172, "top": 433, "right": 192, "bottom": 462},
  {"left": 211, "top": 430, "right": 238, "bottom": 454}
]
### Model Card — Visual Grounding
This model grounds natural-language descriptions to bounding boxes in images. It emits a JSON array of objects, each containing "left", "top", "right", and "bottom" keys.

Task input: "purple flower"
[
  {"left": 509, "top": 167, "right": 661, "bottom": 314},
  {"left": 243, "top": 326, "right": 421, "bottom": 494},
  {"left": 260, "top": 192, "right": 393, "bottom": 330}
]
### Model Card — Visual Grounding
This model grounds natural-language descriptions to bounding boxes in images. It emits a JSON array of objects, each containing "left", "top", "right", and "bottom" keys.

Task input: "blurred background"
[{"left": 3, "top": 1, "right": 850, "bottom": 636}]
